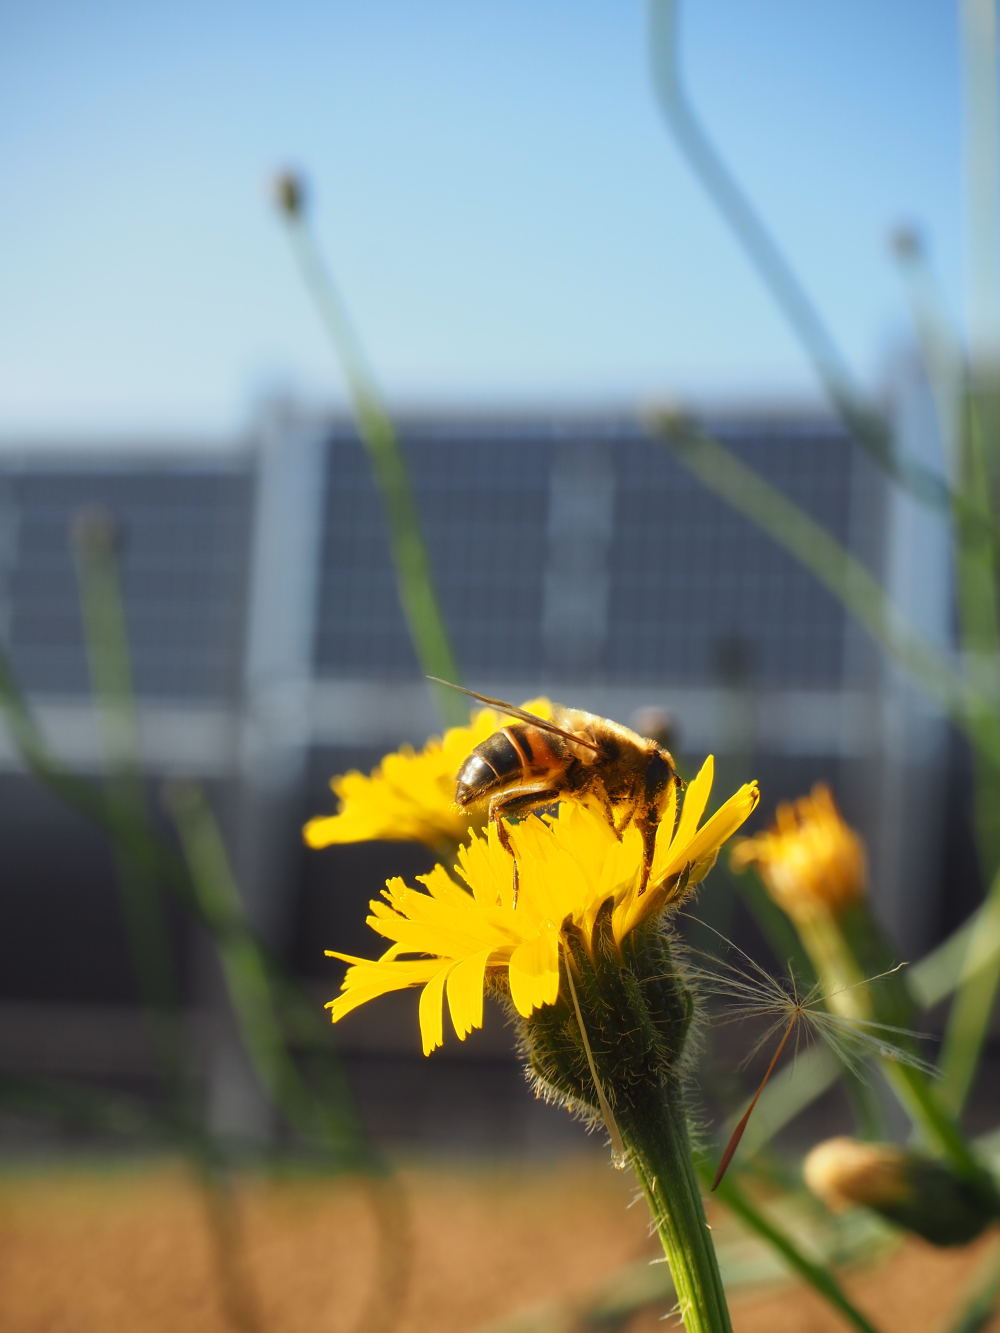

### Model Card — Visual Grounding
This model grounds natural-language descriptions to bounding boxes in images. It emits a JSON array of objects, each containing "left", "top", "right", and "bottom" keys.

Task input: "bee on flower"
[
  {"left": 309, "top": 702, "right": 761, "bottom": 1333},
  {"left": 303, "top": 699, "right": 553, "bottom": 859},
  {"left": 324, "top": 754, "right": 758, "bottom": 1054}
]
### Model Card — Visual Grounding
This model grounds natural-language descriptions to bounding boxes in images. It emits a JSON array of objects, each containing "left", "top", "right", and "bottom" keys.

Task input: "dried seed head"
[{"left": 273, "top": 169, "right": 307, "bottom": 218}]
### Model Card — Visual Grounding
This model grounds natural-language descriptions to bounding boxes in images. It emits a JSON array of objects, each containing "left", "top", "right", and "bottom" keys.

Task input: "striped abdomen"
[{"left": 454, "top": 724, "right": 562, "bottom": 806}]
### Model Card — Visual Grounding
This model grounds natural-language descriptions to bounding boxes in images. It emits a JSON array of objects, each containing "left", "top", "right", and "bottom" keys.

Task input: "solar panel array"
[
  {"left": 0, "top": 463, "right": 251, "bottom": 699},
  {"left": 0, "top": 417, "right": 861, "bottom": 703},
  {"left": 315, "top": 416, "right": 858, "bottom": 689}
]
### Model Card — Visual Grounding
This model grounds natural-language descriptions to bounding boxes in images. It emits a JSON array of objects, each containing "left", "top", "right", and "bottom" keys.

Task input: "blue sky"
[{"left": 0, "top": 1, "right": 964, "bottom": 438}]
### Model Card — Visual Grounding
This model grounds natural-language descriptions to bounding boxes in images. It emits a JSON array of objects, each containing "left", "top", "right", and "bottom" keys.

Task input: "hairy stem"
[{"left": 620, "top": 1088, "right": 732, "bottom": 1333}]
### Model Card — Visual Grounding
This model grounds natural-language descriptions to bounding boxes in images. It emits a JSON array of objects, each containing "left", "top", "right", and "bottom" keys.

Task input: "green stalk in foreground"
[
  {"left": 526, "top": 913, "right": 732, "bottom": 1333},
  {"left": 625, "top": 1092, "right": 732, "bottom": 1333},
  {"left": 274, "top": 171, "right": 465, "bottom": 728}
]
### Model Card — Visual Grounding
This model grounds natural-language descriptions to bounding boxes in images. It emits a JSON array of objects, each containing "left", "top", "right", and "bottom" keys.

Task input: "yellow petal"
[
  {"left": 326, "top": 958, "right": 443, "bottom": 1022},
  {"left": 418, "top": 962, "right": 455, "bottom": 1055},
  {"left": 674, "top": 755, "right": 714, "bottom": 850},
  {"left": 446, "top": 948, "right": 492, "bottom": 1039},
  {"left": 678, "top": 781, "right": 760, "bottom": 873},
  {"left": 508, "top": 926, "right": 561, "bottom": 1017},
  {"left": 304, "top": 815, "right": 343, "bottom": 848}
]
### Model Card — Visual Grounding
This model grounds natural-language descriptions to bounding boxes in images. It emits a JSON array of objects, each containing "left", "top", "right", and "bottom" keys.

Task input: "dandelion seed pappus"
[
  {"left": 429, "top": 679, "right": 681, "bottom": 908},
  {"left": 683, "top": 928, "right": 935, "bottom": 1190}
]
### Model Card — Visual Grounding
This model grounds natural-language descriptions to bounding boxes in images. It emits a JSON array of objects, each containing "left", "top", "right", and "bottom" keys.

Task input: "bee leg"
[
  {"left": 636, "top": 819, "right": 658, "bottom": 896},
  {"left": 613, "top": 801, "right": 638, "bottom": 839},
  {"left": 595, "top": 787, "right": 623, "bottom": 838},
  {"left": 489, "top": 801, "right": 517, "bottom": 905},
  {"left": 489, "top": 789, "right": 562, "bottom": 909}
]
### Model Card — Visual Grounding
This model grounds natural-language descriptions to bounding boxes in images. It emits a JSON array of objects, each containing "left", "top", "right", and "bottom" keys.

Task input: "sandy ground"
[{"left": 0, "top": 1157, "right": 994, "bottom": 1333}]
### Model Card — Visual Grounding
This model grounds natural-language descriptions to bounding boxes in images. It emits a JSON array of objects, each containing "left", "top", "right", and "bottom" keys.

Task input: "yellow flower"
[
  {"left": 730, "top": 783, "right": 865, "bottom": 921},
  {"left": 303, "top": 699, "right": 552, "bottom": 853},
  {"left": 325, "top": 756, "right": 759, "bottom": 1055},
  {"left": 804, "top": 1137, "right": 996, "bottom": 1247},
  {"left": 803, "top": 1138, "right": 911, "bottom": 1213}
]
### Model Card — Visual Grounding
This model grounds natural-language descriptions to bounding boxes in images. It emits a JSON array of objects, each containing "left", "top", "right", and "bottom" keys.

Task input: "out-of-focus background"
[{"left": 0, "top": 3, "right": 993, "bottom": 1331}]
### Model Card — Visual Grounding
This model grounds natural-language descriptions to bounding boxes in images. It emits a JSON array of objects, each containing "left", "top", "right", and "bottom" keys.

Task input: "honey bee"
[{"left": 430, "top": 679, "right": 680, "bottom": 907}]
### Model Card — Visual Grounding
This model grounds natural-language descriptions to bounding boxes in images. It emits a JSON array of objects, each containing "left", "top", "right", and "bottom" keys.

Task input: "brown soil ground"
[{"left": 0, "top": 1157, "right": 994, "bottom": 1333}]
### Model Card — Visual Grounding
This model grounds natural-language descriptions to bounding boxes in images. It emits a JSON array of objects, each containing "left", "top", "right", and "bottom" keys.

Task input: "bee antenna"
[{"left": 425, "top": 677, "right": 603, "bottom": 753}]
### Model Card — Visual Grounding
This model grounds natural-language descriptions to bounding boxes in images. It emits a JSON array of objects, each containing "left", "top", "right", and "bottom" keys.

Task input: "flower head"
[
  {"left": 730, "top": 783, "right": 865, "bottom": 921},
  {"left": 804, "top": 1136, "right": 995, "bottom": 1247},
  {"left": 326, "top": 755, "right": 758, "bottom": 1054},
  {"left": 304, "top": 700, "right": 552, "bottom": 854},
  {"left": 804, "top": 1137, "right": 911, "bottom": 1213}
]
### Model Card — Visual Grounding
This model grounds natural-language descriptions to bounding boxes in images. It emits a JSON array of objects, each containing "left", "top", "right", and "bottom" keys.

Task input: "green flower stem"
[
  {"left": 619, "top": 1089, "right": 732, "bottom": 1333},
  {"left": 647, "top": 0, "right": 949, "bottom": 515},
  {"left": 939, "top": 857, "right": 1000, "bottom": 1116},
  {"left": 883, "top": 1061, "right": 1000, "bottom": 1210},
  {"left": 528, "top": 913, "right": 730, "bottom": 1333},
  {"left": 940, "top": 392, "right": 1000, "bottom": 1115},
  {"left": 279, "top": 208, "right": 465, "bottom": 728}
]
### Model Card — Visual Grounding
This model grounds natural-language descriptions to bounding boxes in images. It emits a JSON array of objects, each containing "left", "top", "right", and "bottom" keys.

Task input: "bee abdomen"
[{"left": 455, "top": 731, "right": 523, "bottom": 806}]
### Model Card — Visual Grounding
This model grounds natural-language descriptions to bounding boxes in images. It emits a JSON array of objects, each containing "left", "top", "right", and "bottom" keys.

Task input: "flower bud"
[
  {"left": 730, "top": 784, "right": 865, "bottom": 922},
  {"left": 804, "top": 1137, "right": 996, "bottom": 1247},
  {"left": 273, "top": 169, "right": 307, "bottom": 218}
]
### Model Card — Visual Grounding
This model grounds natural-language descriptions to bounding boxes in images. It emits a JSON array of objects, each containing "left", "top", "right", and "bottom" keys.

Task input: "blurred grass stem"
[
  {"left": 72, "top": 511, "right": 187, "bottom": 1101},
  {"left": 73, "top": 517, "right": 279, "bottom": 1333},
  {"left": 647, "top": 0, "right": 950, "bottom": 514},
  {"left": 200, "top": 1171, "right": 264, "bottom": 1333},
  {"left": 165, "top": 780, "right": 412, "bottom": 1333},
  {"left": 961, "top": 0, "right": 1000, "bottom": 370},
  {"left": 705, "top": 1168, "right": 882, "bottom": 1333},
  {"left": 891, "top": 235, "right": 965, "bottom": 478},
  {"left": 279, "top": 203, "right": 465, "bottom": 727},
  {"left": 656, "top": 424, "right": 992, "bottom": 751},
  {"left": 937, "top": 1232, "right": 1000, "bottom": 1333},
  {"left": 939, "top": 859, "right": 1000, "bottom": 1116}
]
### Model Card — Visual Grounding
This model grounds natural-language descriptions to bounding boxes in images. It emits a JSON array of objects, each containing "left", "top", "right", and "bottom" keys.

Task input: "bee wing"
[{"left": 426, "top": 678, "right": 603, "bottom": 753}]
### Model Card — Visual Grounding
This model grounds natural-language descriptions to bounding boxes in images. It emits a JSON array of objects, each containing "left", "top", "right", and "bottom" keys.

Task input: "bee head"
[{"left": 643, "top": 748, "right": 677, "bottom": 812}]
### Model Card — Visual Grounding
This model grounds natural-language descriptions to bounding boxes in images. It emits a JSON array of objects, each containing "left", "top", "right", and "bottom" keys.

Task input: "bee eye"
[{"left": 643, "top": 751, "right": 674, "bottom": 802}]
